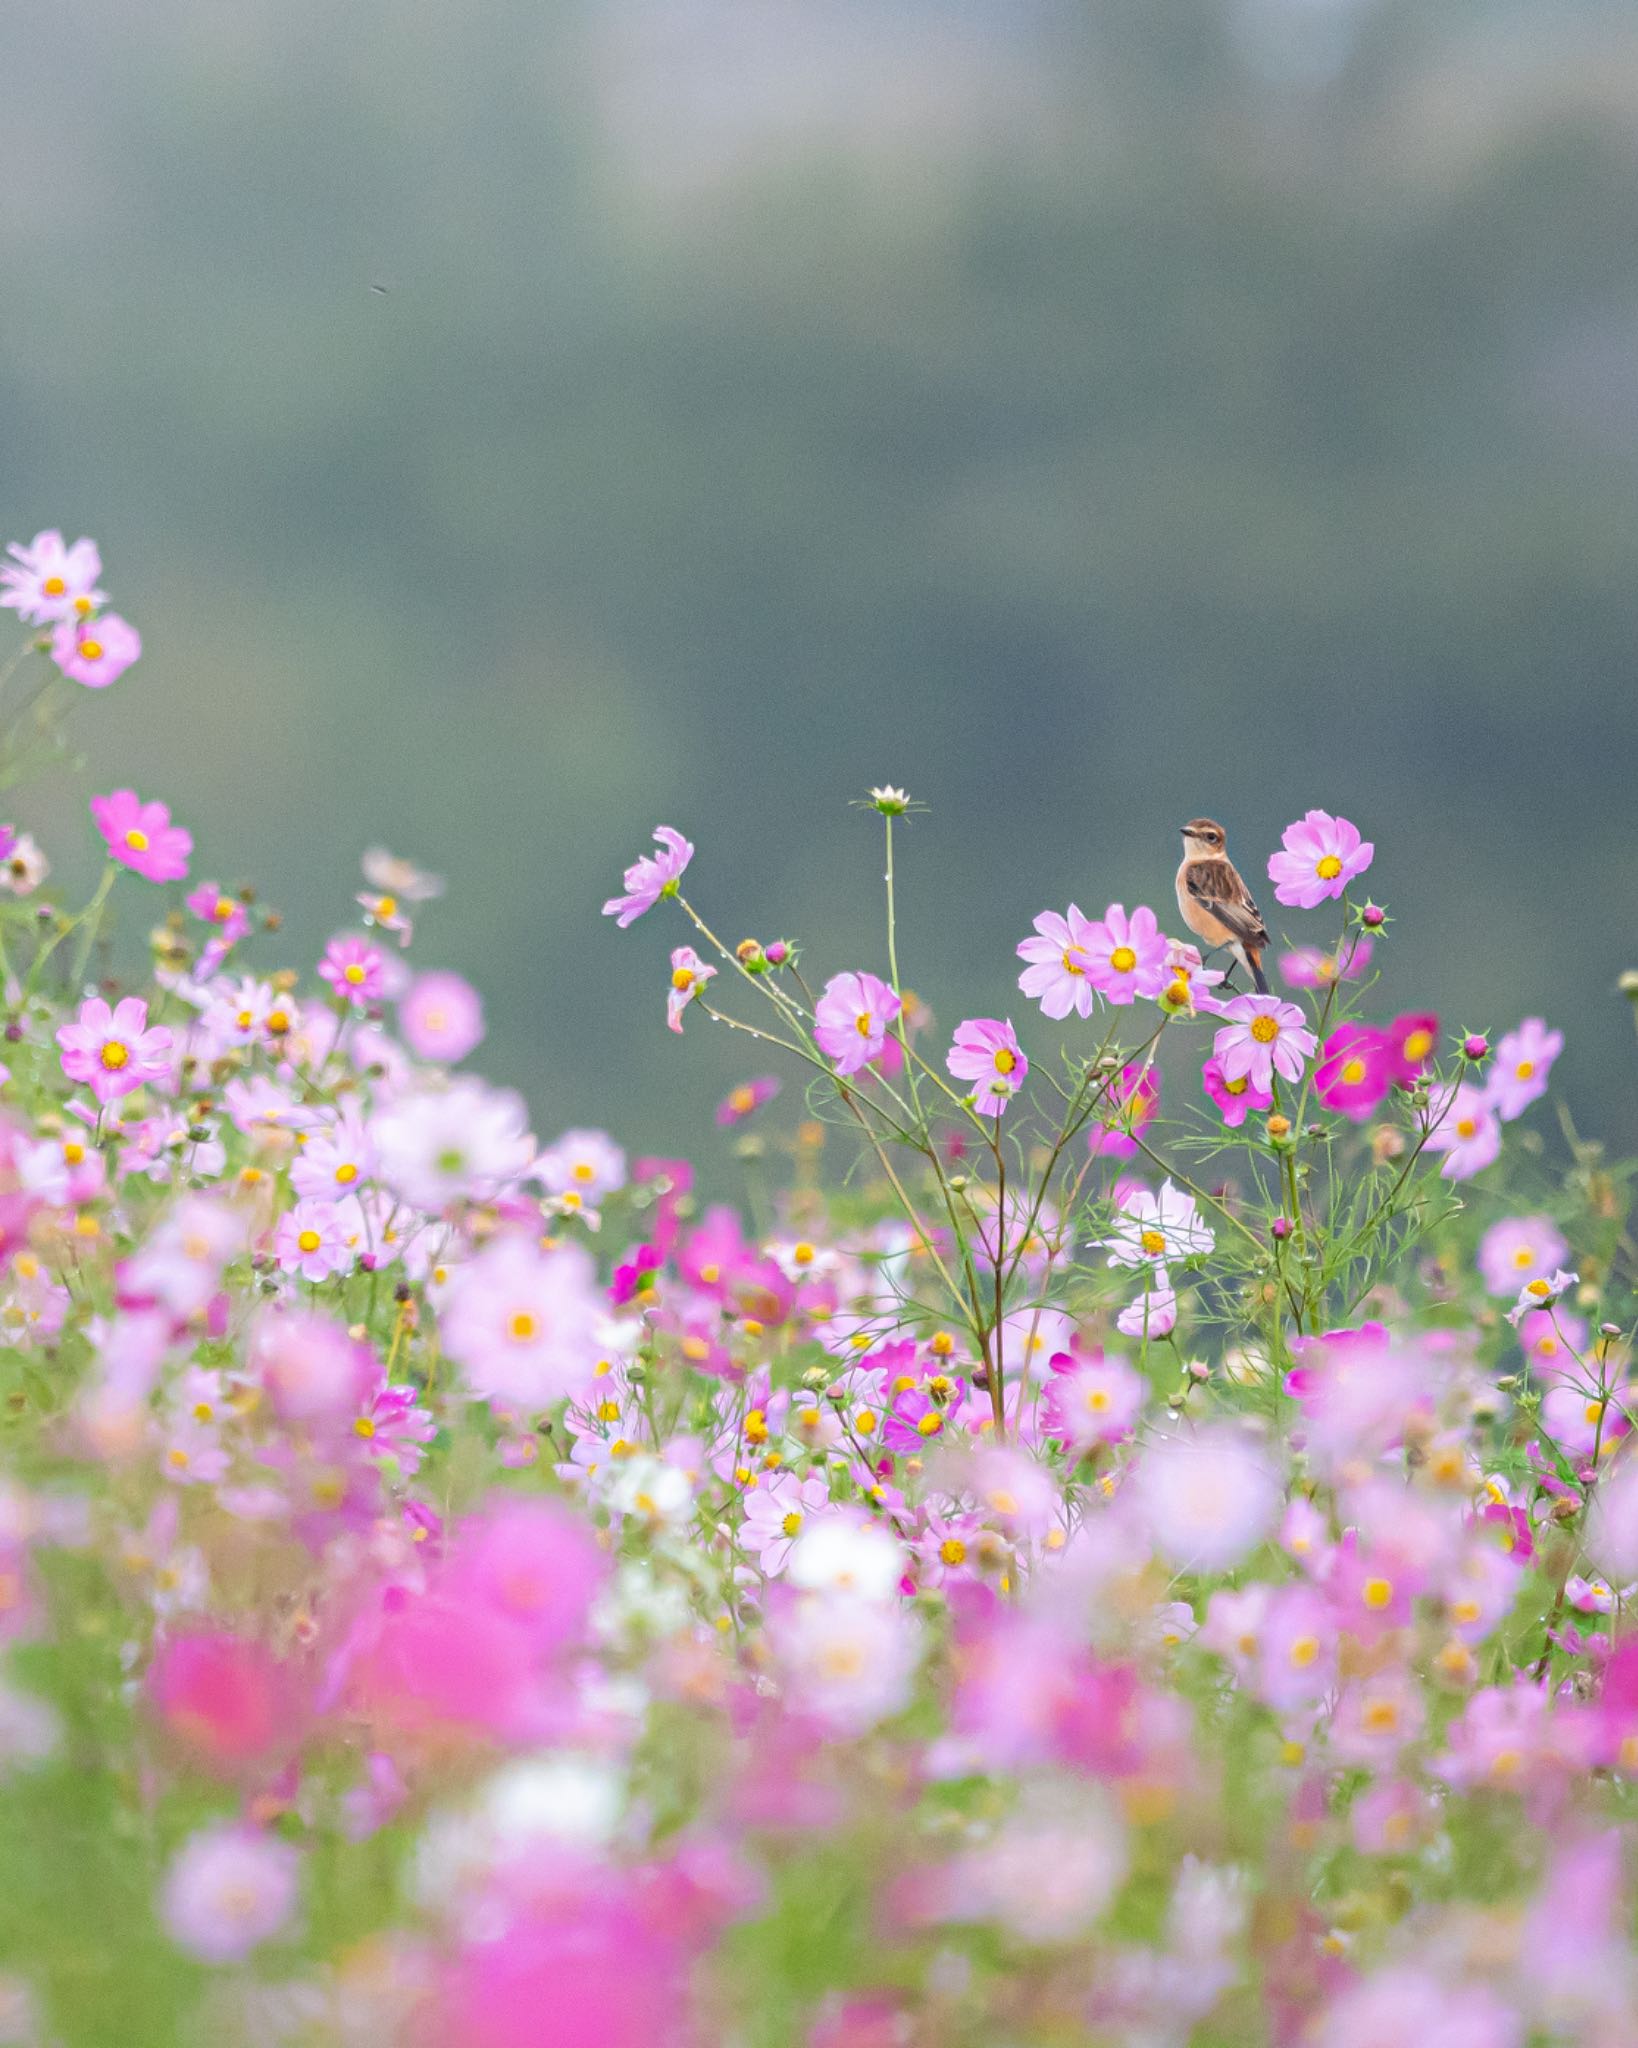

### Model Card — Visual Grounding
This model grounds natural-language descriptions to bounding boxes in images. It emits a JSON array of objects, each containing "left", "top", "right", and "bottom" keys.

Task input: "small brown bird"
[{"left": 1175, "top": 818, "right": 1270, "bottom": 993}]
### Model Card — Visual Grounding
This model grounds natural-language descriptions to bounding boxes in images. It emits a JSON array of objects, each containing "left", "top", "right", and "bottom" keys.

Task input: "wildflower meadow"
[{"left": 0, "top": 528, "right": 1636, "bottom": 2047}]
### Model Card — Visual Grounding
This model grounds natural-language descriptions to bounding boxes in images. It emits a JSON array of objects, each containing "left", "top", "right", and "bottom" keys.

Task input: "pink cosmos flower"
[
  {"left": 1211, "top": 994, "right": 1317, "bottom": 1093},
  {"left": 1201, "top": 1055, "right": 1271, "bottom": 1127},
  {"left": 716, "top": 1075, "right": 781, "bottom": 1125},
  {"left": 667, "top": 945, "right": 716, "bottom": 1032},
  {"left": 1086, "top": 1061, "right": 1160, "bottom": 1159},
  {"left": 318, "top": 935, "right": 386, "bottom": 1007},
  {"left": 1478, "top": 1216, "right": 1569, "bottom": 1297},
  {"left": 1, "top": 530, "right": 104, "bottom": 624},
  {"left": 1278, "top": 936, "right": 1374, "bottom": 989},
  {"left": 1314, "top": 1022, "right": 1394, "bottom": 1122},
  {"left": 1266, "top": 809, "right": 1373, "bottom": 908},
  {"left": 50, "top": 613, "right": 141, "bottom": 689},
  {"left": 602, "top": 824, "right": 693, "bottom": 926},
  {"left": 946, "top": 1017, "right": 1027, "bottom": 1114},
  {"left": 440, "top": 1235, "right": 603, "bottom": 1408},
  {"left": 89, "top": 789, "right": 191, "bottom": 883},
  {"left": 160, "top": 1823, "right": 300, "bottom": 1964},
  {"left": 1425, "top": 1083, "right": 1501, "bottom": 1181},
  {"left": 769, "top": 1592, "right": 919, "bottom": 1733},
  {"left": 399, "top": 969, "right": 485, "bottom": 1062},
  {"left": 274, "top": 1200, "right": 354, "bottom": 1281},
  {"left": 1487, "top": 1017, "right": 1562, "bottom": 1120},
  {"left": 1160, "top": 938, "right": 1227, "bottom": 1016},
  {"left": 1134, "top": 1426, "right": 1283, "bottom": 1573},
  {"left": 534, "top": 1128, "right": 627, "bottom": 1202},
  {"left": 148, "top": 1631, "right": 288, "bottom": 1773},
  {"left": 1016, "top": 904, "right": 1099, "bottom": 1020},
  {"left": 742, "top": 1472, "right": 831, "bottom": 1576},
  {"left": 1080, "top": 903, "right": 1169, "bottom": 1004},
  {"left": 57, "top": 995, "right": 173, "bottom": 1105},
  {"left": 372, "top": 1078, "right": 535, "bottom": 1208},
  {"left": 184, "top": 881, "right": 250, "bottom": 946},
  {"left": 814, "top": 971, "right": 901, "bottom": 1076},
  {"left": 1043, "top": 1353, "right": 1145, "bottom": 1450},
  {"left": 1384, "top": 1011, "right": 1438, "bottom": 1086}
]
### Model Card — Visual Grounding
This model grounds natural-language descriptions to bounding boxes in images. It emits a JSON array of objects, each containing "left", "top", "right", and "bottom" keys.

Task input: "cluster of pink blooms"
[{"left": 0, "top": 561, "right": 1630, "bottom": 2048}]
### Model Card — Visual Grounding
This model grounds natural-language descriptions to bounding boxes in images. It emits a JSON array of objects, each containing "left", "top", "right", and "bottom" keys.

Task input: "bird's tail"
[{"left": 1249, "top": 950, "right": 1269, "bottom": 995}]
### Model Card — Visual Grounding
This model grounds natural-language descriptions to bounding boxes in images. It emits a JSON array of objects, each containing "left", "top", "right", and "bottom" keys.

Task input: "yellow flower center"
[
  {"left": 124, "top": 828, "right": 149, "bottom": 853},
  {"left": 781, "top": 1511, "right": 803, "bottom": 1538},
  {"left": 297, "top": 1229, "right": 323, "bottom": 1253},
  {"left": 375, "top": 894, "right": 397, "bottom": 918},
  {"left": 1513, "top": 1246, "right": 1535, "bottom": 1268},
  {"left": 1084, "top": 1388, "right": 1110, "bottom": 1412},
  {"left": 343, "top": 962, "right": 367, "bottom": 986},
  {"left": 1315, "top": 854, "right": 1343, "bottom": 880},
  {"left": 671, "top": 967, "right": 694, "bottom": 991},
  {"left": 1362, "top": 1576, "right": 1393, "bottom": 1610},
  {"left": 1362, "top": 1698, "right": 1399, "bottom": 1733},
  {"left": 1403, "top": 1029, "right": 1433, "bottom": 1062},
  {"left": 79, "top": 637, "right": 105, "bottom": 662},
  {"left": 42, "top": 576, "right": 66, "bottom": 597},
  {"left": 793, "top": 1241, "right": 814, "bottom": 1266},
  {"left": 508, "top": 1310, "right": 539, "bottom": 1342},
  {"left": 1224, "top": 1074, "right": 1248, "bottom": 1096},
  {"left": 1340, "top": 1058, "right": 1367, "bottom": 1086},
  {"left": 354, "top": 1416, "right": 376, "bottom": 1438},
  {"left": 214, "top": 895, "right": 235, "bottom": 920},
  {"left": 266, "top": 1010, "right": 291, "bottom": 1034},
  {"left": 1061, "top": 948, "right": 1084, "bottom": 976},
  {"left": 1456, "top": 1117, "right": 1478, "bottom": 1140},
  {"left": 1289, "top": 1635, "right": 1319, "bottom": 1668},
  {"left": 1250, "top": 1014, "right": 1279, "bottom": 1044},
  {"left": 1140, "top": 1228, "right": 1166, "bottom": 1256},
  {"left": 743, "top": 1409, "right": 769, "bottom": 1444},
  {"left": 1516, "top": 1060, "right": 1535, "bottom": 1081},
  {"left": 729, "top": 1086, "right": 755, "bottom": 1113},
  {"left": 1110, "top": 945, "right": 1137, "bottom": 973},
  {"left": 334, "top": 1162, "right": 358, "bottom": 1184},
  {"left": 1526, "top": 1278, "right": 1551, "bottom": 1297},
  {"left": 993, "top": 1047, "right": 1016, "bottom": 1075},
  {"left": 917, "top": 1412, "right": 943, "bottom": 1436},
  {"left": 939, "top": 1537, "right": 967, "bottom": 1566},
  {"left": 63, "top": 1141, "right": 85, "bottom": 1165},
  {"left": 854, "top": 1011, "right": 873, "bottom": 1036},
  {"left": 99, "top": 1041, "right": 129, "bottom": 1070}
]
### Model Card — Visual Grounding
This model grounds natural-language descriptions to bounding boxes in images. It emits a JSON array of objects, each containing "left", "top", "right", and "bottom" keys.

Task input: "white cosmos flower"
[{"left": 1102, "top": 1180, "right": 1214, "bottom": 1269}]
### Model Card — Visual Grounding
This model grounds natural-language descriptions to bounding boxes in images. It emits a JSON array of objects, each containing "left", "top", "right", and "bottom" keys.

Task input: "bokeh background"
[{"left": 4, "top": 0, "right": 1637, "bottom": 1162}]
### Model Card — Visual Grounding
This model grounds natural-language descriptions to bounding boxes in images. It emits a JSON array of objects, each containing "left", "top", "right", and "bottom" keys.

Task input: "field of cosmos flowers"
[{"left": 0, "top": 529, "right": 1634, "bottom": 2048}]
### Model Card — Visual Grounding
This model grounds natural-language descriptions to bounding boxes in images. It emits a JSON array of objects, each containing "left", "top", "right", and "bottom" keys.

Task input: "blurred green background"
[{"left": 4, "top": 0, "right": 1637, "bottom": 1161}]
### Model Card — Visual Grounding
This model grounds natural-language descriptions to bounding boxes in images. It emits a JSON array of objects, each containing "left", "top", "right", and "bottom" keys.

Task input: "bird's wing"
[{"left": 1183, "top": 859, "right": 1269, "bottom": 949}]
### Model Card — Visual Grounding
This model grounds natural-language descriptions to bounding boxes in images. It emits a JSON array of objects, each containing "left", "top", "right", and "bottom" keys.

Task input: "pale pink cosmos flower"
[
  {"left": 769, "top": 1591, "right": 919, "bottom": 1733},
  {"left": 160, "top": 1823, "right": 299, "bottom": 1964},
  {"left": 1478, "top": 1216, "right": 1569, "bottom": 1297},
  {"left": 440, "top": 1234, "right": 603, "bottom": 1408},
  {"left": 89, "top": 790, "right": 191, "bottom": 883},
  {"left": 1081, "top": 903, "right": 1170, "bottom": 1004},
  {"left": 1103, "top": 1181, "right": 1213, "bottom": 1269},
  {"left": 1016, "top": 904, "right": 1099, "bottom": 1020},
  {"left": 1134, "top": 1425, "right": 1283, "bottom": 1572},
  {"left": 1279, "top": 935, "right": 1373, "bottom": 989},
  {"left": 1117, "top": 1268, "right": 1177, "bottom": 1339},
  {"left": 0, "top": 530, "right": 104, "bottom": 624},
  {"left": 50, "top": 613, "right": 140, "bottom": 689},
  {"left": 290, "top": 1111, "right": 374, "bottom": 1202},
  {"left": 1486, "top": 1017, "right": 1562, "bottom": 1120},
  {"left": 1266, "top": 809, "right": 1373, "bottom": 908},
  {"left": 57, "top": 996, "right": 173, "bottom": 1105},
  {"left": 1504, "top": 1266, "right": 1579, "bottom": 1328},
  {"left": 1160, "top": 938, "right": 1227, "bottom": 1016},
  {"left": 184, "top": 881, "right": 251, "bottom": 947},
  {"left": 716, "top": 1075, "right": 780, "bottom": 1125},
  {"left": 274, "top": 1200, "right": 354, "bottom": 1281},
  {"left": 534, "top": 1128, "right": 627, "bottom": 1203},
  {"left": 372, "top": 1079, "right": 535, "bottom": 1209},
  {"left": 1425, "top": 1084, "right": 1501, "bottom": 1181},
  {"left": 1211, "top": 994, "right": 1317, "bottom": 1094},
  {"left": 1043, "top": 1354, "right": 1144, "bottom": 1451},
  {"left": 1313, "top": 1969, "right": 1521, "bottom": 2048},
  {"left": 814, "top": 971, "right": 901, "bottom": 1075},
  {"left": 666, "top": 945, "right": 716, "bottom": 1033},
  {"left": 0, "top": 832, "right": 48, "bottom": 897},
  {"left": 318, "top": 935, "right": 386, "bottom": 1007},
  {"left": 399, "top": 970, "right": 484, "bottom": 1063},
  {"left": 602, "top": 824, "right": 693, "bottom": 926},
  {"left": 741, "top": 1472, "right": 831, "bottom": 1576},
  {"left": 946, "top": 1017, "right": 1027, "bottom": 1114}
]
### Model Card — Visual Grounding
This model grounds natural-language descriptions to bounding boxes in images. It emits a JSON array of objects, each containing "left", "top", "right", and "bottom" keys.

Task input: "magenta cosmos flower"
[
  {"left": 1081, "top": 902, "right": 1169, "bottom": 1003},
  {"left": 57, "top": 995, "right": 173, "bottom": 1104},
  {"left": 1, "top": 531, "right": 104, "bottom": 625},
  {"left": 319, "top": 936, "right": 386, "bottom": 1007},
  {"left": 947, "top": 1017, "right": 1027, "bottom": 1115},
  {"left": 601, "top": 824, "right": 693, "bottom": 927},
  {"left": 184, "top": 881, "right": 250, "bottom": 946},
  {"left": 1267, "top": 809, "right": 1374, "bottom": 908},
  {"left": 1384, "top": 1011, "right": 1439, "bottom": 1087},
  {"left": 90, "top": 789, "right": 191, "bottom": 883},
  {"left": 1016, "top": 904, "right": 1098, "bottom": 1020},
  {"left": 1201, "top": 1055, "right": 1271, "bottom": 1127},
  {"left": 1314, "top": 1022, "right": 1395, "bottom": 1122},
  {"left": 51, "top": 613, "right": 141, "bottom": 689},
  {"left": 1487, "top": 1017, "right": 1562, "bottom": 1121},
  {"left": 814, "top": 971, "right": 901, "bottom": 1076},
  {"left": 1211, "top": 994, "right": 1318, "bottom": 1093},
  {"left": 1086, "top": 1061, "right": 1160, "bottom": 1159},
  {"left": 399, "top": 969, "right": 485, "bottom": 1063}
]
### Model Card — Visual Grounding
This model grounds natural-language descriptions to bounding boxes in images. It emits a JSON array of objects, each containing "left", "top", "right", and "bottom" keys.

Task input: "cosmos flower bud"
[
  {"left": 1266, "top": 1114, "right": 1292, "bottom": 1144},
  {"left": 1359, "top": 902, "right": 1386, "bottom": 929},
  {"left": 764, "top": 939, "right": 792, "bottom": 967},
  {"left": 1271, "top": 1217, "right": 1293, "bottom": 1241},
  {"left": 735, "top": 939, "right": 766, "bottom": 971},
  {"left": 1462, "top": 1034, "right": 1490, "bottom": 1062}
]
